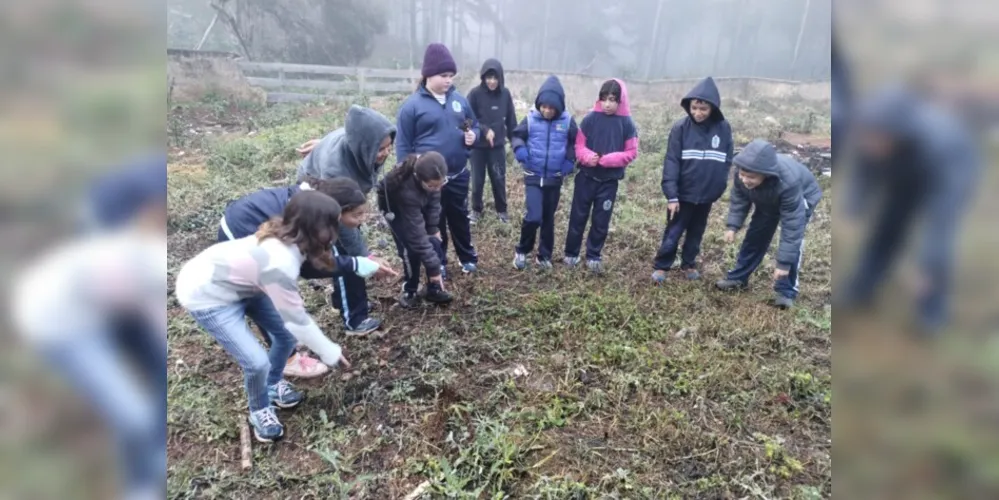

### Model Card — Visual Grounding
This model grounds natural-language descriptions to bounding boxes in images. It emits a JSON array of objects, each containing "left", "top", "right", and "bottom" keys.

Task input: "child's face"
[
  {"left": 340, "top": 204, "right": 369, "bottom": 229},
  {"left": 426, "top": 73, "right": 455, "bottom": 94},
  {"left": 375, "top": 136, "right": 393, "bottom": 165},
  {"left": 738, "top": 169, "right": 767, "bottom": 189},
  {"left": 600, "top": 95, "right": 619, "bottom": 115},
  {"left": 421, "top": 177, "right": 447, "bottom": 192},
  {"left": 539, "top": 104, "right": 557, "bottom": 120},
  {"left": 485, "top": 74, "right": 499, "bottom": 91},
  {"left": 689, "top": 100, "right": 712, "bottom": 123}
]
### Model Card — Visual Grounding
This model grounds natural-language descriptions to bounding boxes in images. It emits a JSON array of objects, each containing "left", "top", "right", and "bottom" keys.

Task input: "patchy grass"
[{"left": 167, "top": 94, "right": 832, "bottom": 498}]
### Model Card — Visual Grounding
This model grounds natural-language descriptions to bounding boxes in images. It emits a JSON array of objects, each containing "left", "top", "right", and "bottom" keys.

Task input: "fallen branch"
[
  {"left": 240, "top": 420, "right": 252, "bottom": 471},
  {"left": 402, "top": 480, "right": 430, "bottom": 500}
]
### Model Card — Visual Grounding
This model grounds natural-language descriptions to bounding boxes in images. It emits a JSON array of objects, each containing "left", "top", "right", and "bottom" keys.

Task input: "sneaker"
[
  {"left": 469, "top": 211, "right": 481, "bottom": 224},
  {"left": 346, "top": 317, "right": 382, "bottom": 337},
  {"left": 248, "top": 407, "right": 284, "bottom": 443},
  {"left": 684, "top": 269, "right": 701, "bottom": 280},
  {"left": 268, "top": 380, "right": 304, "bottom": 409},
  {"left": 563, "top": 256, "right": 580, "bottom": 268},
  {"left": 773, "top": 295, "right": 794, "bottom": 309},
  {"left": 399, "top": 291, "right": 420, "bottom": 309},
  {"left": 461, "top": 262, "right": 478, "bottom": 274},
  {"left": 498, "top": 212, "right": 509, "bottom": 223},
  {"left": 513, "top": 253, "right": 527, "bottom": 270},
  {"left": 652, "top": 270, "right": 667, "bottom": 284},
  {"left": 535, "top": 258, "right": 552, "bottom": 270},
  {"left": 282, "top": 352, "right": 329, "bottom": 379},
  {"left": 586, "top": 260, "right": 604, "bottom": 274},
  {"left": 424, "top": 286, "right": 454, "bottom": 304},
  {"left": 715, "top": 278, "right": 748, "bottom": 291}
]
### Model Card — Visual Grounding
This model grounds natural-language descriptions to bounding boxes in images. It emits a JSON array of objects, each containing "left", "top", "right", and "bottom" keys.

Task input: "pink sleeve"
[
  {"left": 598, "top": 137, "right": 639, "bottom": 168},
  {"left": 574, "top": 128, "right": 598, "bottom": 164}
]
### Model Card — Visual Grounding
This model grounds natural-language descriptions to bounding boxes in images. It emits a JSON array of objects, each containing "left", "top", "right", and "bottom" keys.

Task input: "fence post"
[
  {"left": 278, "top": 66, "right": 286, "bottom": 90},
  {"left": 357, "top": 67, "right": 367, "bottom": 95}
]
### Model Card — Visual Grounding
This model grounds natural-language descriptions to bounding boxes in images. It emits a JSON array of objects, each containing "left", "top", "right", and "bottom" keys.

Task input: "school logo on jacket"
[
  {"left": 452, "top": 101, "right": 462, "bottom": 113},
  {"left": 711, "top": 135, "right": 720, "bottom": 149},
  {"left": 603, "top": 200, "right": 613, "bottom": 211}
]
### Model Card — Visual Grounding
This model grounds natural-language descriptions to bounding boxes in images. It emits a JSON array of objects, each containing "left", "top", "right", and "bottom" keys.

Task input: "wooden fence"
[{"left": 238, "top": 61, "right": 419, "bottom": 103}]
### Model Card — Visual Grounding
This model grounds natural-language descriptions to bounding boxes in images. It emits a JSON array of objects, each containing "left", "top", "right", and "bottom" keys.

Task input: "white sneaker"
[{"left": 282, "top": 352, "right": 329, "bottom": 379}]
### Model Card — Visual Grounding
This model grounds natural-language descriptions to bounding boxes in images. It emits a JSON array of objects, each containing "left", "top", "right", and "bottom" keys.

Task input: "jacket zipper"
[{"left": 542, "top": 120, "right": 552, "bottom": 187}]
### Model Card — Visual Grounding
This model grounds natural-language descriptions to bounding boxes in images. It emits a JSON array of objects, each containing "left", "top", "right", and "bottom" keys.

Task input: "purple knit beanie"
[{"left": 421, "top": 43, "right": 457, "bottom": 78}]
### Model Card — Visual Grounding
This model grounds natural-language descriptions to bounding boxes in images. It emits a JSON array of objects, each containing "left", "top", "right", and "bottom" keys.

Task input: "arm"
[
  {"left": 464, "top": 96, "right": 480, "bottom": 141},
  {"left": 505, "top": 91, "right": 518, "bottom": 142},
  {"left": 259, "top": 265, "right": 343, "bottom": 366},
  {"left": 724, "top": 122, "right": 735, "bottom": 166},
  {"left": 725, "top": 175, "right": 752, "bottom": 230},
  {"left": 598, "top": 118, "right": 640, "bottom": 167},
  {"left": 299, "top": 255, "right": 358, "bottom": 280},
  {"left": 661, "top": 124, "right": 682, "bottom": 201},
  {"left": 574, "top": 121, "right": 598, "bottom": 164},
  {"left": 775, "top": 184, "right": 806, "bottom": 271},
  {"left": 395, "top": 101, "right": 417, "bottom": 159},
  {"left": 561, "top": 118, "right": 579, "bottom": 175},
  {"left": 424, "top": 190, "right": 442, "bottom": 234},
  {"left": 510, "top": 117, "right": 529, "bottom": 152},
  {"left": 400, "top": 198, "right": 442, "bottom": 276},
  {"left": 336, "top": 225, "right": 369, "bottom": 257}
]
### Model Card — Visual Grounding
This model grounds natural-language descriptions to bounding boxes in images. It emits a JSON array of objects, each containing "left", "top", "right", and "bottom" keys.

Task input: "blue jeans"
[
  {"left": 40, "top": 316, "right": 166, "bottom": 496},
  {"left": 188, "top": 295, "right": 297, "bottom": 412},
  {"left": 727, "top": 202, "right": 816, "bottom": 299}
]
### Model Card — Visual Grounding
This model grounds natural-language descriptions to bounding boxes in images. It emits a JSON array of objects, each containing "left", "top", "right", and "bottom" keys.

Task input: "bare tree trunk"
[
  {"left": 477, "top": 13, "right": 484, "bottom": 61},
  {"left": 494, "top": 1, "right": 503, "bottom": 61},
  {"left": 212, "top": 0, "right": 252, "bottom": 59},
  {"left": 410, "top": 0, "right": 419, "bottom": 67},
  {"left": 644, "top": 0, "right": 665, "bottom": 79},
  {"left": 791, "top": 0, "right": 811, "bottom": 72},
  {"left": 540, "top": 0, "right": 551, "bottom": 68},
  {"left": 195, "top": 13, "right": 219, "bottom": 50}
]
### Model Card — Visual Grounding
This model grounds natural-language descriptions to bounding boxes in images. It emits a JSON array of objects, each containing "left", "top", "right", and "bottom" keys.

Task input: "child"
[
  {"left": 377, "top": 152, "right": 452, "bottom": 308},
  {"left": 219, "top": 177, "right": 397, "bottom": 379},
  {"left": 715, "top": 139, "right": 823, "bottom": 309},
  {"left": 564, "top": 78, "right": 639, "bottom": 273},
  {"left": 396, "top": 43, "right": 479, "bottom": 278},
  {"left": 653, "top": 77, "right": 733, "bottom": 283},
  {"left": 510, "top": 75, "right": 578, "bottom": 270},
  {"left": 467, "top": 58, "right": 518, "bottom": 224},
  {"left": 176, "top": 191, "right": 387, "bottom": 442}
]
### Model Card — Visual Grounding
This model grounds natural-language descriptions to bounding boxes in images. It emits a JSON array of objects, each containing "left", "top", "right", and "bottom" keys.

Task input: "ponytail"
[{"left": 384, "top": 154, "right": 421, "bottom": 194}]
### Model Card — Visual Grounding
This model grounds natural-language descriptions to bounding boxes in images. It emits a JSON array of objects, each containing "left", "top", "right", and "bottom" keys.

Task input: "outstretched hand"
[{"left": 296, "top": 138, "right": 320, "bottom": 157}]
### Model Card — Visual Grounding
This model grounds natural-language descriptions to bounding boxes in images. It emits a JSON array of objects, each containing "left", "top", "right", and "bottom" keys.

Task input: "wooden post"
[
  {"left": 357, "top": 67, "right": 367, "bottom": 95},
  {"left": 239, "top": 420, "right": 252, "bottom": 471}
]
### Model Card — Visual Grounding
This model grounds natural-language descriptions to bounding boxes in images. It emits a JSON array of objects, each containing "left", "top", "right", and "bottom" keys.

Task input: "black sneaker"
[
  {"left": 399, "top": 291, "right": 420, "bottom": 309},
  {"left": 773, "top": 295, "right": 794, "bottom": 309},
  {"left": 469, "top": 211, "right": 482, "bottom": 224},
  {"left": 715, "top": 278, "right": 748, "bottom": 291},
  {"left": 684, "top": 269, "right": 701, "bottom": 280},
  {"left": 497, "top": 212, "right": 509, "bottom": 223},
  {"left": 345, "top": 317, "right": 382, "bottom": 336},
  {"left": 424, "top": 285, "right": 454, "bottom": 304}
]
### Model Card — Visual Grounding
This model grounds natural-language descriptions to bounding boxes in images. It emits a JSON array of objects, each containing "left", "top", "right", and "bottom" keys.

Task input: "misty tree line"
[{"left": 169, "top": 0, "right": 831, "bottom": 81}]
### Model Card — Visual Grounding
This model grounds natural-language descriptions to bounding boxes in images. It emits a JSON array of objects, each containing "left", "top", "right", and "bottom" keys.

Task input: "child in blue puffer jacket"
[{"left": 509, "top": 75, "right": 579, "bottom": 270}]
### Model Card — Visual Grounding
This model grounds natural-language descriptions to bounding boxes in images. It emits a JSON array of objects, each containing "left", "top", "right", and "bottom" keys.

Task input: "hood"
[
  {"left": 681, "top": 77, "right": 725, "bottom": 122},
  {"left": 535, "top": 75, "right": 566, "bottom": 116},
  {"left": 479, "top": 58, "right": 505, "bottom": 91},
  {"left": 733, "top": 139, "right": 779, "bottom": 176},
  {"left": 344, "top": 105, "right": 397, "bottom": 176},
  {"left": 591, "top": 78, "right": 631, "bottom": 116}
]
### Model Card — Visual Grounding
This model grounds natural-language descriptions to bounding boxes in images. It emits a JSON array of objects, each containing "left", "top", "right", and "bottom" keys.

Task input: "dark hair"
[
  {"left": 256, "top": 190, "right": 341, "bottom": 272},
  {"left": 417, "top": 78, "right": 427, "bottom": 91},
  {"left": 304, "top": 176, "right": 367, "bottom": 212},
  {"left": 383, "top": 152, "right": 447, "bottom": 193},
  {"left": 599, "top": 79, "right": 622, "bottom": 101}
]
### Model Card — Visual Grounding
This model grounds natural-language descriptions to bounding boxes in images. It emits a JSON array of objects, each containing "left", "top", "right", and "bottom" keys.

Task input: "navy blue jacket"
[
  {"left": 726, "top": 140, "right": 823, "bottom": 270},
  {"left": 396, "top": 85, "right": 480, "bottom": 178},
  {"left": 219, "top": 185, "right": 359, "bottom": 279},
  {"left": 575, "top": 78, "right": 639, "bottom": 182},
  {"left": 510, "top": 75, "right": 578, "bottom": 186},
  {"left": 467, "top": 59, "right": 518, "bottom": 149},
  {"left": 662, "top": 77, "right": 734, "bottom": 204}
]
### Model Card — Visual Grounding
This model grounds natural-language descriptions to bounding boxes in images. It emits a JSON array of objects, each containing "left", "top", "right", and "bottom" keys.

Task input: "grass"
[{"left": 167, "top": 92, "right": 832, "bottom": 498}]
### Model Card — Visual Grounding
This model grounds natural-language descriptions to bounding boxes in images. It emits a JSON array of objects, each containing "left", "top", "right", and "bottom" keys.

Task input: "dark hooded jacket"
[
  {"left": 297, "top": 105, "right": 397, "bottom": 194},
  {"left": 510, "top": 75, "right": 579, "bottom": 186},
  {"left": 467, "top": 58, "right": 518, "bottom": 149},
  {"left": 376, "top": 173, "right": 444, "bottom": 278},
  {"left": 662, "top": 77, "right": 734, "bottom": 204},
  {"left": 726, "top": 139, "right": 823, "bottom": 270}
]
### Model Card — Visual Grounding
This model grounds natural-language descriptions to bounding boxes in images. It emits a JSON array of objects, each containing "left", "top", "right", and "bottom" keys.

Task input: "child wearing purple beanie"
[{"left": 395, "top": 43, "right": 480, "bottom": 280}]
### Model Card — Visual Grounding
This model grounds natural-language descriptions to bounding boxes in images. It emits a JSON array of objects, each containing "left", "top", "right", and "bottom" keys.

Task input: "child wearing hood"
[
  {"left": 467, "top": 58, "right": 518, "bottom": 224},
  {"left": 396, "top": 43, "right": 480, "bottom": 278},
  {"left": 509, "top": 75, "right": 578, "bottom": 269},
  {"left": 716, "top": 139, "right": 823, "bottom": 309},
  {"left": 653, "top": 77, "right": 734, "bottom": 283},
  {"left": 564, "top": 78, "right": 639, "bottom": 273}
]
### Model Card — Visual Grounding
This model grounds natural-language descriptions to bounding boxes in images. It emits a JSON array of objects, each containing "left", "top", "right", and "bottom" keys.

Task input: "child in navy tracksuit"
[
  {"left": 509, "top": 75, "right": 578, "bottom": 270},
  {"left": 467, "top": 58, "right": 518, "bottom": 223},
  {"left": 653, "top": 77, "right": 734, "bottom": 283},
  {"left": 564, "top": 79, "right": 639, "bottom": 273},
  {"left": 396, "top": 43, "right": 480, "bottom": 278}
]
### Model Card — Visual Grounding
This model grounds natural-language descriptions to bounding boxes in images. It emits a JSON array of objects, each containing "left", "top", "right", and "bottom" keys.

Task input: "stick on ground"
[{"left": 240, "top": 420, "right": 252, "bottom": 470}]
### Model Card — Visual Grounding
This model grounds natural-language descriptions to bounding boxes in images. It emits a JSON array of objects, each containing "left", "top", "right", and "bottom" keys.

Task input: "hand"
[
  {"left": 336, "top": 352, "right": 352, "bottom": 370},
  {"left": 486, "top": 128, "right": 495, "bottom": 147},
  {"left": 429, "top": 232, "right": 442, "bottom": 242},
  {"left": 773, "top": 268, "right": 790, "bottom": 281},
  {"left": 723, "top": 230, "right": 736, "bottom": 244},
  {"left": 667, "top": 202, "right": 680, "bottom": 219},
  {"left": 586, "top": 154, "right": 600, "bottom": 167},
  {"left": 369, "top": 257, "right": 399, "bottom": 280},
  {"left": 514, "top": 147, "right": 528, "bottom": 164},
  {"left": 430, "top": 274, "right": 446, "bottom": 291},
  {"left": 464, "top": 129, "right": 476, "bottom": 146},
  {"left": 296, "top": 138, "right": 320, "bottom": 157}
]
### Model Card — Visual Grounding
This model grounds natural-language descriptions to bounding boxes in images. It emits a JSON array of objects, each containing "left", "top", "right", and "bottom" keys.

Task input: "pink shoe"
[{"left": 282, "top": 352, "right": 329, "bottom": 379}]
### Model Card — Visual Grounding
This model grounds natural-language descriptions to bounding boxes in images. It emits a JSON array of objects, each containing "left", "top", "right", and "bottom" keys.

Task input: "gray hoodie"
[
  {"left": 726, "top": 139, "right": 823, "bottom": 270},
  {"left": 297, "top": 106, "right": 396, "bottom": 256}
]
